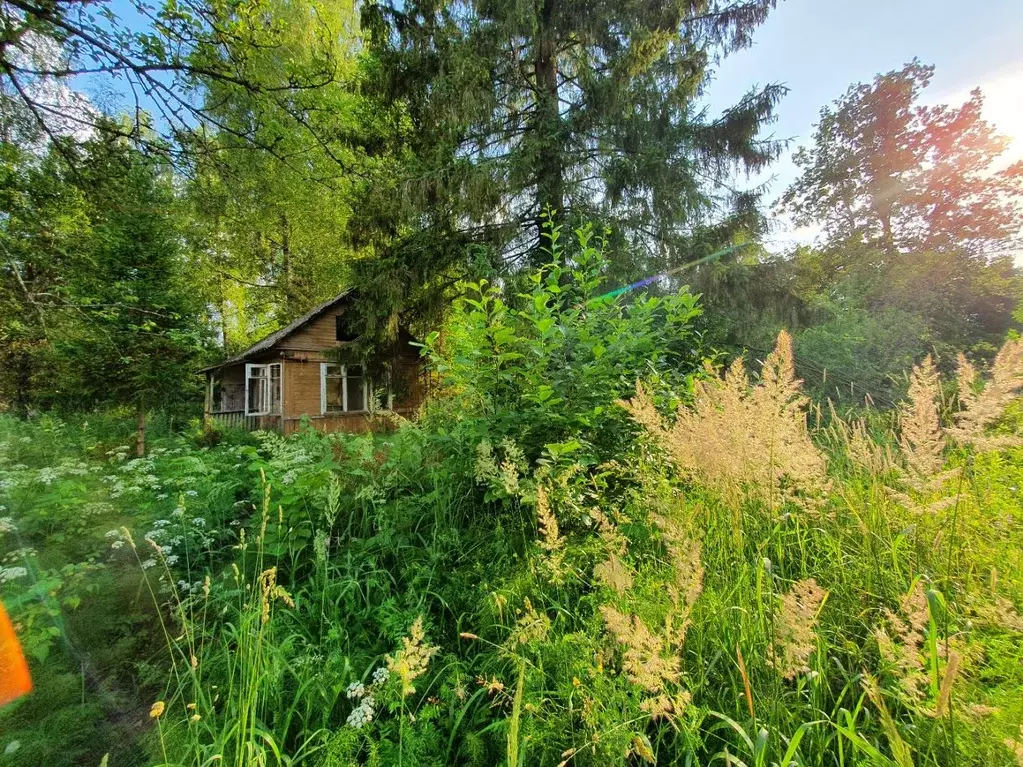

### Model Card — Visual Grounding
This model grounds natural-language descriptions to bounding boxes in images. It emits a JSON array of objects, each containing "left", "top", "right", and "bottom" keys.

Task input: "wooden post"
[
  {"left": 203, "top": 372, "right": 214, "bottom": 432},
  {"left": 203, "top": 372, "right": 213, "bottom": 416},
  {"left": 279, "top": 359, "right": 286, "bottom": 435},
  {"left": 136, "top": 398, "right": 146, "bottom": 457}
]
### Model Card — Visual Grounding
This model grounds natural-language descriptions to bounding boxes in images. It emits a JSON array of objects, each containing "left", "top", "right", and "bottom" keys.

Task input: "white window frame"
[
  {"left": 321, "top": 363, "right": 373, "bottom": 414},
  {"left": 245, "top": 363, "right": 281, "bottom": 416}
]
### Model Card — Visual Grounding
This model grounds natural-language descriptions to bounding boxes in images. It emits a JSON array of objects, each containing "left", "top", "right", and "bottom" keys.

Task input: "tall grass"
[{"left": 118, "top": 331, "right": 1023, "bottom": 766}]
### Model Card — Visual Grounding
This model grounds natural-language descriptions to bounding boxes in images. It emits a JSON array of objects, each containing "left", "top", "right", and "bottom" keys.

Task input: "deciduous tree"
[{"left": 783, "top": 61, "right": 1023, "bottom": 256}]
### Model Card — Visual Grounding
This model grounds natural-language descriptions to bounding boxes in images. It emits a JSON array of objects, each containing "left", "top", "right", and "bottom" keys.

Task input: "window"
[
  {"left": 245, "top": 363, "right": 281, "bottom": 416},
  {"left": 321, "top": 364, "right": 369, "bottom": 413},
  {"left": 335, "top": 315, "right": 359, "bottom": 343},
  {"left": 347, "top": 365, "right": 366, "bottom": 411}
]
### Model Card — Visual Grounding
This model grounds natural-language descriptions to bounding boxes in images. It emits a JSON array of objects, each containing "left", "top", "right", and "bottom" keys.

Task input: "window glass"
[
  {"left": 269, "top": 364, "right": 281, "bottom": 413},
  {"left": 247, "top": 366, "right": 267, "bottom": 414},
  {"left": 324, "top": 364, "right": 344, "bottom": 411},
  {"left": 347, "top": 365, "right": 366, "bottom": 411}
]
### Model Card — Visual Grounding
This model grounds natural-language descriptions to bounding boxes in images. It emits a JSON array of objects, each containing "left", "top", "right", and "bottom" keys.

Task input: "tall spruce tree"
[{"left": 362, "top": 0, "right": 785, "bottom": 273}]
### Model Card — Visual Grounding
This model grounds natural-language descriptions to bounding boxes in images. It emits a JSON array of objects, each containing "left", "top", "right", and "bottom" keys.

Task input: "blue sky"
[{"left": 702, "top": 0, "right": 1023, "bottom": 250}]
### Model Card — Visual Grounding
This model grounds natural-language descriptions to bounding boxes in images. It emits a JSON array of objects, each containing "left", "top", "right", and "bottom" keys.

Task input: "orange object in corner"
[{"left": 0, "top": 602, "right": 32, "bottom": 707}]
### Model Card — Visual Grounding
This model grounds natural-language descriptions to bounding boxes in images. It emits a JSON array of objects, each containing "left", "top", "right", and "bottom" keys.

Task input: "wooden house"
[{"left": 201, "top": 291, "right": 425, "bottom": 435}]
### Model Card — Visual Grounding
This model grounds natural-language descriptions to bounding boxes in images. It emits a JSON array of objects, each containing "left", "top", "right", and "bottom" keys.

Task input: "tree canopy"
[
  {"left": 783, "top": 61, "right": 1023, "bottom": 257},
  {"left": 0, "top": 129, "right": 203, "bottom": 436},
  {"left": 696, "top": 61, "right": 1023, "bottom": 404},
  {"left": 1, "top": 3, "right": 1021, "bottom": 417}
]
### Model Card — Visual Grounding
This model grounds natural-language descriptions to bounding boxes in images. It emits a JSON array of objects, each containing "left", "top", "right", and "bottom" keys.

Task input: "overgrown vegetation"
[
  {"left": 2, "top": 1, "right": 1023, "bottom": 765},
  {"left": 3, "top": 229, "right": 1023, "bottom": 765}
]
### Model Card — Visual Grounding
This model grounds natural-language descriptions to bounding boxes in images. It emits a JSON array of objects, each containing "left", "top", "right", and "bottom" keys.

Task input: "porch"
[{"left": 204, "top": 361, "right": 285, "bottom": 432}]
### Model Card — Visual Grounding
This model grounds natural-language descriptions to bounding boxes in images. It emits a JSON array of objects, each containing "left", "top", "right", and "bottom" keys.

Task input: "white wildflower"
[
  {"left": 346, "top": 695, "right": 375, "bottom": 729},
  {"left": 36, "top": 467, "right": 58, "bottom": 485},
  {"left": 0, "top": 566, "right": 29, "bottom": 584},
  {"left": 345, "top": 682, "right": 366, "bottom": 700}
]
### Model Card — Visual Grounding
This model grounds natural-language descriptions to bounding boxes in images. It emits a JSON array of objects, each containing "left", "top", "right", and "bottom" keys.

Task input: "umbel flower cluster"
[
  {"left": 344, "top": 616, "right": 439, "bottom": 729},
  {"left": 345, "top": 667, "right": 390, "bottom": 729}
]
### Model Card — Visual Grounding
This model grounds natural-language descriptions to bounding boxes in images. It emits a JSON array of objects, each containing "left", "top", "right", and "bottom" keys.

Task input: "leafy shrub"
[{"left": 421, "top": 222, "right": 705, "bottom": 465}]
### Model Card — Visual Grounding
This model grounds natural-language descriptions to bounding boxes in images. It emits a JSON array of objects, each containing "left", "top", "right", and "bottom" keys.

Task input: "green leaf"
[{"left": 544, "top": 440, "right": 582, "bottom": 458}]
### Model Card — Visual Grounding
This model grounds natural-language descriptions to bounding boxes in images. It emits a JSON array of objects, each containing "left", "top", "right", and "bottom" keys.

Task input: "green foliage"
[
  {"left": 5, "top": 235, "right": 1022, "bottom": 766},
  {"left": 362, "top": 0, "right": 784, "bottom": 273},
  {"left": 699, "top": 60, "right": 1023, "bottom": 406},
  {"left": 182, "top": 0, "right": 408, "bottom": 346},
  {"left": 0, "top": 133, "right": 206, "bottom": 417},
  {"left": 700, "top": 244, "right": 1022, "bottom": 405},
  {"left": 4, "top": 9, "right": 1023, "bottom": 765},
  {"left": 795, "top": 304, "right": 929, "bottom": 404},
  {"left": 792, "top": 248, "right": 1020, "bottom": 402},
  {"left": 423, "top": 221, "right": 705, "bottom": 462}
]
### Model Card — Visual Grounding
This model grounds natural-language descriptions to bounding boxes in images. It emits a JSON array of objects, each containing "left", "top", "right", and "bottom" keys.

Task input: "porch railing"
[{"left": 208, "top": 410, "right": 280, "bottom": 432}]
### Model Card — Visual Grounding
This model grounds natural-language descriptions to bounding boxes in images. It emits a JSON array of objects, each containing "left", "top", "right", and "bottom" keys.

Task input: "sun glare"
[{"left": 979, "top": 68, "right": 1023, "bottom": 164}]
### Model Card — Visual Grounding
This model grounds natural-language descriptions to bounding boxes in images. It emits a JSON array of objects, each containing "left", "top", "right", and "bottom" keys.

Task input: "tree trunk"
[
  {"left": 881, "top": 211, "right": 895, "bottom": 255},
  {"left": 280, "top": 212, "right": 295, "bottom": 316},
  {"left": 12, "top": 348, "right": 32, "bottom": 416},
  {"left": 532, "top": 0, "right": 563, "bottom": 263},
  {"left": 136, "top": 399, "right": 146, "bottom": 458}
]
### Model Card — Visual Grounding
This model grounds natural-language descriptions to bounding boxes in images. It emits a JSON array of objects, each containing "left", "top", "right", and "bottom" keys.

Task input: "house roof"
[{"left": 199, "top": 289, "right": 353, "bottom": 373}]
